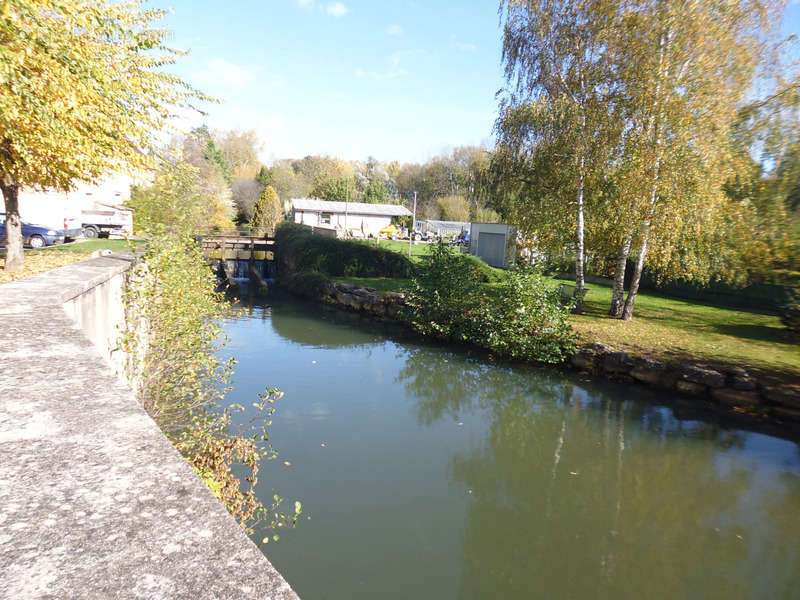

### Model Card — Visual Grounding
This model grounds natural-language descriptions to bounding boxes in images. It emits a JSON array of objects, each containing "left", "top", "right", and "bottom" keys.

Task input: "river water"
[{"left": 221, "top": 295, "right": 800, "bottom": 600}]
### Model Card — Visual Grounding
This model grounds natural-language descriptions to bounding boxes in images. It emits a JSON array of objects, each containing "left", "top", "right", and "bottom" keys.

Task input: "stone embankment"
[
  {"left": 318, "top": 281, "right": 406, "bottom": 317},
  {"left": 297, "top": 280, "right": 800, "bottom": 425},
  {"left": 570, "top": 343, "right": 800, "bottom": 422}
]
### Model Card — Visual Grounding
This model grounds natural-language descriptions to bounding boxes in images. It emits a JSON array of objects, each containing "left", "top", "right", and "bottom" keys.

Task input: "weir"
[{"left": 199, "top": 234, "right": 276, "bottom": 290}]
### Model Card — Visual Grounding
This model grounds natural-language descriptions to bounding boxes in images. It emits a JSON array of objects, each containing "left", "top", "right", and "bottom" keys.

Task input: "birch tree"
[
  {"left": 614, "top": 0, "right": 781, "bottom": 319},
  {"left": 0, "top": 0, "right": 204, "bottom": 271},
  {"left": 497, "top": 0, "right": 623, "bottom": 311}
]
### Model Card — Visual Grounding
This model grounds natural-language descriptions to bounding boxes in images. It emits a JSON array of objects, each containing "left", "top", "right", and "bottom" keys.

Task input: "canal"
[{"left": 221, "top": 294, "right": 800, "bottom": 600}]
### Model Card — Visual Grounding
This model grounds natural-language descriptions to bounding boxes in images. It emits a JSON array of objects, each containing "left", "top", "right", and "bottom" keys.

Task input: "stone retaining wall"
[
  {"left": 291, "top": 279, "right": 800, "bottom": 425},
  {"left": 0, "top": 255, "right": 298, "bottom": 600},
  {"left": 569, "top": 342, "right": 800, "bottom": 422},
  {"left": 317, "top": 281, "right": 406, "bottom": 317}
]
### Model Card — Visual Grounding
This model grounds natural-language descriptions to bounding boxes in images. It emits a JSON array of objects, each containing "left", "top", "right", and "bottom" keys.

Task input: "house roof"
[{"left": 291, "top": 198, "right": 412, "bottom": 217}]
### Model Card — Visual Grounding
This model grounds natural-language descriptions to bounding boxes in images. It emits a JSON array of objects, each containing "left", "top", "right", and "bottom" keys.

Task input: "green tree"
[
  {"left": 251, "top": 185, "right": 282, "bottom": 236},
  {"left": 364, "top": 178, "right": 390, "bottom": 204},
  {"left": 217, "top": 129, "right": 261, "bottom": 180},
  {"left": 437, "top": 195, "right": 471, "bottom": 221},
  {"left": 129, "top": 153, "right": 230, "bottom": 234},
  {"left": 311, "top": 175, "right": 355, "bottom": 203},
  {"left": 613, "top": 0, "right": 781, "bottom": 319},
  {"left": 231, "top": 178, "right": 265, "bottom": 224},
  {"left": 0, "top": 0, "right": 204, "bottom": 271},
  {"left": 497, "top": 0, "right": 623, "bottom": 311}
]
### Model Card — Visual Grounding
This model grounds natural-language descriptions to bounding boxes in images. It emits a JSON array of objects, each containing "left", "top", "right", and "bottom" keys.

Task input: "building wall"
[
  {"left": 294, "top": 210, "right": 393, "bottom": 237},
  {"left": 469, "top": 223, "right": 517, "bottom": 268}
]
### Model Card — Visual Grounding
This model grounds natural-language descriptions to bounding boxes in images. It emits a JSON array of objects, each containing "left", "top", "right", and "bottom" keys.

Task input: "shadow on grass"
[{"left": 714, "top": 323, "right": 799, "bottom": 346}]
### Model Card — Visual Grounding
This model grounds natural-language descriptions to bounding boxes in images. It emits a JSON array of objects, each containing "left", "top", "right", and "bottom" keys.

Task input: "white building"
[
  {"left": 16, "top": 175, "right": 132, "bottom": 233},
  {"left": 469, "top": 222, "right": 517, "bottom": 268},
  {"left": 291, "top": 198, "right": 412, "bottom": 238}
]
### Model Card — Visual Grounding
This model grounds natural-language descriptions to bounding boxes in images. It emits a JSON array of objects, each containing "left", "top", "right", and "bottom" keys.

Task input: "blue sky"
[
  {"left": 154, "top": 1, "right": 800, "bottom": 165},
  {"left": 154, "top": 0, "right": 506, "bottom": 164}
]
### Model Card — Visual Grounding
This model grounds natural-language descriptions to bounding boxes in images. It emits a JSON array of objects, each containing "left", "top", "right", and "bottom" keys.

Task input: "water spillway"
[{"left": 221, "top": 295, "right": 800, "bottom": 600}]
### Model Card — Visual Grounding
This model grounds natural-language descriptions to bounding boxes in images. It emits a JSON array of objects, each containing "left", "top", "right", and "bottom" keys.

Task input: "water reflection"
[
  {"left": 226, "top": 298, "right": 800, "bottom": 600},
  {"left": 397, "top": 348, "right": 799, "bottom": 599}
]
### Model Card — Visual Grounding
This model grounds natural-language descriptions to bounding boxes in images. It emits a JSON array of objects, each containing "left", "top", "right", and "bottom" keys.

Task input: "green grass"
[
  {"left": 2, "top": 238, "right": 140, "bottom": 285},
  {"left": 33, "top": 239, "right": 137, "bottom": 254},
  {"left": 357, "top": 239, "right": 432, "bottom": 263},
  {"left": 566, "top": 280, "right": 799, "bottom": 382}
]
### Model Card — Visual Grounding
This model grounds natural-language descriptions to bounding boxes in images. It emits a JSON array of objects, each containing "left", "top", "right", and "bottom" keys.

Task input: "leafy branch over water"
[{"left": 120, "top": 229, "right": 300, "bottom": 535}]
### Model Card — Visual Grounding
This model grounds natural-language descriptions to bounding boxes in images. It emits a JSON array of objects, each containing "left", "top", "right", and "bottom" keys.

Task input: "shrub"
[
  {"left": 461, "top": 253, "right": 505, "bottom": 283},
  {"left": 121, "top": 229, "right": 300, "bottom": 533},
  {"left": 275, "top": 222, "right": 414, "bottom": 278},
  {"left": 780, "top": 287, "right": 800, "bottom": 333},
  {"left": 403, "top": 242, "right": 575, "bottom": 363},
  {"left": 281, "top": 270, "right": 330, "bottom": 299}
]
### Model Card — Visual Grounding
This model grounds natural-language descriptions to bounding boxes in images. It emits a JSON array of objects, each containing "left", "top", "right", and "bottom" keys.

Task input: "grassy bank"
[
  {"left": 0, "top": 239, "right": 134, "bottom": 284},
  {"left": 331, "top": 271, "right": 799, "bottom": 382}
]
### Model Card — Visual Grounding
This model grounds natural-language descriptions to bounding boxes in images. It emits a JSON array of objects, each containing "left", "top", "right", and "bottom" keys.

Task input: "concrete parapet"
[{"left": 0, "top": 255, "right": 298, "bottom": 600}]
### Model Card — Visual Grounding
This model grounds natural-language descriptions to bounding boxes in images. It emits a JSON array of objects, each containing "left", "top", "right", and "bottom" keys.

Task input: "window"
[{"left": 321, "top": 212, "right": 332, "bottom": 225}]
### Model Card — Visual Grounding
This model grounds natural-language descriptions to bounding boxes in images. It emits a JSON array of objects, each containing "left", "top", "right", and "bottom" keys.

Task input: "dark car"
[{"left": 0, "top": 213, "right": 65, "bottom": 248}]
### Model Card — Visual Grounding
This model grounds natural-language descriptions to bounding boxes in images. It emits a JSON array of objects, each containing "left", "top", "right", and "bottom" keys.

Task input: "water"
[{"left": 221, "top": 295, "right": 800, "bottom": 600}]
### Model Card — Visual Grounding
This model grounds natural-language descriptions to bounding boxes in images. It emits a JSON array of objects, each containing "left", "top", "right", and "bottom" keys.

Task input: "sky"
[
  {"left": 153, "top": 1, "right": 800, "bottom": 166},
  {"left": 154, "top": 0, "right": 507, "bottom": 165}
]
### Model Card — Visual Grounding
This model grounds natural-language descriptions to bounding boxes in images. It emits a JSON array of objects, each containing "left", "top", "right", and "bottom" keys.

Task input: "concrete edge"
[{"left": 0, "top": 256, "right": 300, "bottom": 599}]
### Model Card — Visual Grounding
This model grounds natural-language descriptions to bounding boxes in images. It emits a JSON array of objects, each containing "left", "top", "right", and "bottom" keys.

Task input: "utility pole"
[
  {"left": 408, "top": 191, "right": 417, "bottom": 259},
  {"left": 344, "top": 177, "right": 349, "bottom": 238}
]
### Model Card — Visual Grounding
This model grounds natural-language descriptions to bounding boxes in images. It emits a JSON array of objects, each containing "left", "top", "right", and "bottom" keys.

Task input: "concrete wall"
[
  {"left": 0, "top": 255, "right": 299, "bottom": 600},
  {"left": 62, "top": 260, "right": 129, "bottom": 381}
]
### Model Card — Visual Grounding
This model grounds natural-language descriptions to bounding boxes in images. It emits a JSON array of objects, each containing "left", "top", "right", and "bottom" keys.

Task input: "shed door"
[{"left": 477, "top": 232, "right": 506, "bottom": 267}]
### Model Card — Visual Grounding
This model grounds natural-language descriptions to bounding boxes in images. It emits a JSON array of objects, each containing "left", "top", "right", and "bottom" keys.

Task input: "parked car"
[{"left": 0, "top": 213, "right": 65, "bottom": 248}]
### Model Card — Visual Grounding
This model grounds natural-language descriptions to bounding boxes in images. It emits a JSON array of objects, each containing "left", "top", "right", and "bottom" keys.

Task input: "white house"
[{"left": 291, "top": 198, "right": 412, "bottom": 238}]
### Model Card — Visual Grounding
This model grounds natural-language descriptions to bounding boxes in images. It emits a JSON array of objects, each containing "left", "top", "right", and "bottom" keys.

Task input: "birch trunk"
[
  {"left": 0, "top": 174, "right": 24, "bottom": 272},
  {"left": 622, "top": 181, "right": 658, "bottom": 320},
  {"left": 574, "top": 160, "right": 586, "bottom": 313},
  {"left": 622, "top": 24, "right": 668, "bottom": 320},
  {"left": 608, "top": 232, "right": 632, "bottom": 317}
]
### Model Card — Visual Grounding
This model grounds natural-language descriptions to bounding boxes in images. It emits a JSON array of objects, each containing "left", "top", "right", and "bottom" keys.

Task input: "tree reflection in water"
[{"left": 397, "top": 348, "right": 800, "bottom": 599}]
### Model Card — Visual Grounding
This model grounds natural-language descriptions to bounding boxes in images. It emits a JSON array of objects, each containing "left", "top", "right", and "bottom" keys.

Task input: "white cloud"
[
  {"left": 296, "top": 0, "right": 314, "bottom": 8},
  {"left": 355, "top": 49, "right": 423, "bottom": 82},
  {"left": 326, "top": 2, "right": 349, "bottom": 17},
  {"left": 191, "top": 58, "right": 256, "bottom": 90},
  {"left": 386, "top": 24, "right": 404, "bottom": 36},
  {"left": 450, "top": 34, "right": 477, "bottom": 53}
]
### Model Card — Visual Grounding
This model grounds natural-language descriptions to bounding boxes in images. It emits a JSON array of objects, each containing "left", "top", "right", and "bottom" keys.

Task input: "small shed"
[
  {"left": 469, "top": 223, "right": 516, "bottom": 268},
  {"left": 291, "top": 198, "right": 411, "bottom": 238}
]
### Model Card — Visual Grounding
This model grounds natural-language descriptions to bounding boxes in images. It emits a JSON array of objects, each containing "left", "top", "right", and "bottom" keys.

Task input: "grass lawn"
[
  {"left": 0, "top": 238, "right": 135, "bottom": 285},
  {"left": 570, "top": 282, "right": 799, "bottom": 382},
  {"left": 356, "top": 238, "right": 434, "bottom": 263}
]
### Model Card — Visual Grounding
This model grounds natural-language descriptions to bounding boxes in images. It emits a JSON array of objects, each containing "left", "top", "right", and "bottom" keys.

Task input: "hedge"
[{"left": 274, "top": 222, "right": 414, "bottom": 278}]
